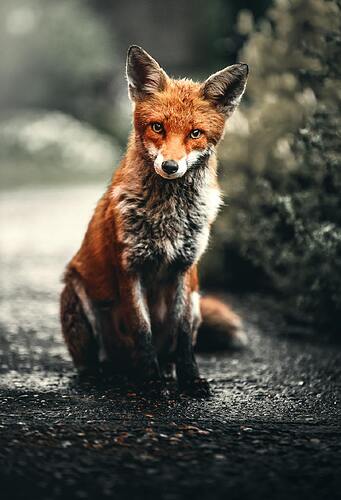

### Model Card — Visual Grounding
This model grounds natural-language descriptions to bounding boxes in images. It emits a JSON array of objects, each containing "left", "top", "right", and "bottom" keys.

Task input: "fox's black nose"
[{"left": 162, "top": 160, "right": 178, "bottom": 175}]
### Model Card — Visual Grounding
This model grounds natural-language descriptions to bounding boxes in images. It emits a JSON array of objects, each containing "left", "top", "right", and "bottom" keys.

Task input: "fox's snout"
[
  {"left": 149, "top": 135, "right": 207, "bottom": 180},
  {"left": 153, "top": 151, "right": 187, "bottom": 179},
  {"left": 153, "top": 148, "right": 209, "bottom": 180},
  {"left": 161, "top": 160, "right": 179, "bottom": 175},
  {"left": 151, "top": 135, "right": 189, "bottom": 180}
]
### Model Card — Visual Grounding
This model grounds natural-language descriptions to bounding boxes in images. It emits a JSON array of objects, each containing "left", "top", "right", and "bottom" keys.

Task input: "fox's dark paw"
[
  {"left": 162, "top": 363, "right": 175, "bottom": 381},
  {"left": 179, "top": 378, "right": 211, "bottom": 398},
  {"left": 139, "top": 379, "right": 169, "bottom": 400},
  {"left": 77, "top": 365, "right": 100, "bottom": 381}
]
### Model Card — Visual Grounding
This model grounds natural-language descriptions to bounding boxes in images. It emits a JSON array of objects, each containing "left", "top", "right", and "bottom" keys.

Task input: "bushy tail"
[{"left": 196, "top": 296, "right": 248, "bottom": 352}]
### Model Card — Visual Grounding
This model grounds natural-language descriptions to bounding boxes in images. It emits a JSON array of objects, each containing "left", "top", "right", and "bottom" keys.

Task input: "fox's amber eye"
[
  {"left": 190, "top": 129, "right": 201, "bottom": 139},
  {"left": 151, "top": 122, "right": 163, "bottom": 133}
]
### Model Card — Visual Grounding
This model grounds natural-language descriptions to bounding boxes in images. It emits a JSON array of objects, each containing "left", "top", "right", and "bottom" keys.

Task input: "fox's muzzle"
[
  {"left": 161, "top": 160, "right": 178, "bottom": 175},
  {"left": 153, "top": 152, "right": 187, "bottom": 179}
]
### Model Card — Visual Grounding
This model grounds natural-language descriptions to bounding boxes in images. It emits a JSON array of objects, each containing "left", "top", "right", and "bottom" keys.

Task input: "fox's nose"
[{"left": 162, "top": 160, "right": 178, "bottom": 175}]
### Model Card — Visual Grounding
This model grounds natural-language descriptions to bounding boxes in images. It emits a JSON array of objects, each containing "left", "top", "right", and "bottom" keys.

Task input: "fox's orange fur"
[{"left": 60, "top": 46, "right": 248, "bottom": 396}]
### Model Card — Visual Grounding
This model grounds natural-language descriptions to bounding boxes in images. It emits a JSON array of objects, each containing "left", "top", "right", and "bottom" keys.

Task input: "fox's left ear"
[
  {"left": 201, "top": 63, "right": 249, "bottom": 116},
  {"left": 126, "top": 45, "right": 168, "bottom": 101}
]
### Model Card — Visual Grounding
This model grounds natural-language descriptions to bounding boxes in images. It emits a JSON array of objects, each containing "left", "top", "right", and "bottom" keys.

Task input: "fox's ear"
[
  {"left": 126, "top": 45, "right": 168, "bottom": 101},
  {"left": 201, "top": 63, "right": 248, "bottom": 116}
]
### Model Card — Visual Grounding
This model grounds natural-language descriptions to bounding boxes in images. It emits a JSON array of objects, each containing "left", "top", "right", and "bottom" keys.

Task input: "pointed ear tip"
[
  {"left": 127, "top": 45, "right": 144, "bottom": 58},
  {"left": 238, "top": 63, "right": 249, "bottom": 76}
]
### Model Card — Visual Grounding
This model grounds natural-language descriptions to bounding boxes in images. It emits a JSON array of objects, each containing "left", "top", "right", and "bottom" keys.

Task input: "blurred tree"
[
  {"left": 0, "top": 0, "right": 116, "bottom": 134},
  {"left": 0, "top": 0, "right": 273, "bottom": 141},
  {"left": 204, "top": 0, "right": 341, "bottom": 336}
]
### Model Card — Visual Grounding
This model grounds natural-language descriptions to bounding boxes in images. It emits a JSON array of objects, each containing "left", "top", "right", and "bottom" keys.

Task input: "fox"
[{"left": 60, "top": 45, "right": 248, "bottom": 397}]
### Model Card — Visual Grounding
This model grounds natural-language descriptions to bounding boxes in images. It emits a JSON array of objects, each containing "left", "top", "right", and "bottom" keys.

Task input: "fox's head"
[{"left": 126, "top": 46, "right": 248, "bottom": 180}]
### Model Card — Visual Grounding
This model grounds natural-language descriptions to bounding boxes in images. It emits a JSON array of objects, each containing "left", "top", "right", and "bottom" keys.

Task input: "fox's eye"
[
  {"left": 151, "top": 122, "right": 163, "bottom": 133},
  {"left": 190, "top": 129, "right": 201, "bottom": 139}
]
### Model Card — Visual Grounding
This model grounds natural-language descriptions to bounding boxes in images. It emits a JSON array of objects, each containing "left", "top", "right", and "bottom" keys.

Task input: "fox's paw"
[
  {"left": 179, "top": 377, "right": 211, "bottom": 399},
  {"left": 139, "top": 379, "right": 169, "bottom": 400},
  {"left": 77, "top": 365, "right": 100, "bottom": 381}
]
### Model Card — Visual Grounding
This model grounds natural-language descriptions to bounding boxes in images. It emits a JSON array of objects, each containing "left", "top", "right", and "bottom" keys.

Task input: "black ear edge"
[
  {"left": 128, "top": 44, "right": 142, "bottom": 54},
  {"left": 201, "top": 62, "right": 249, "bottom": 111},
  {"left": 126, "top": 45, "right": 166, "bottom": 81},
  {"left": 227, "top": 62, "right": 249, "bottom": 76},
  {"left": 236, "top": 62, "right": 249, "bottom": 77},
  {"left": 127, "top": 45, "right": 148, "bottom": 61},
  {"left": 208, "top": 63, "right": 249, "bottom": 84},
  {"left": 126, "top": 45, "right": 162, "bottom": 73}
]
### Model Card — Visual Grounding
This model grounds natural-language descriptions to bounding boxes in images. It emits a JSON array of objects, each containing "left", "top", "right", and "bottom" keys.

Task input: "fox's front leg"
[
  {"left": 173, "top": 276, "right": 210, "bottom": 397},
  {"left": 118, "top": 271, "right": 161, "bottom": 384}
]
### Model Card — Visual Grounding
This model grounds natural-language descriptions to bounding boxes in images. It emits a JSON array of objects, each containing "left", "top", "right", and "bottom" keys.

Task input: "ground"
[{"left": 0, "top": 186, "right": 340, "bottom": 500}]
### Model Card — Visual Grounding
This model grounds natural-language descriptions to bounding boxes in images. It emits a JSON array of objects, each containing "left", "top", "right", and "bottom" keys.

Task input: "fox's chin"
[{"left": 154, "top": 165, "right": 187, "bottom": 180}]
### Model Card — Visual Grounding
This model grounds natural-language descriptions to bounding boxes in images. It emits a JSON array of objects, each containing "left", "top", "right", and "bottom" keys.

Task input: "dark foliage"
[{"left": 204, "top": 0, "right": 341, "bottom": 335}]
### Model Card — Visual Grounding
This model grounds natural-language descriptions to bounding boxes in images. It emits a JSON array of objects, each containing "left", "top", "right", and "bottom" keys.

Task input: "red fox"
[{"left": 60, "top": 46, "right": 248, "bottom": 396}]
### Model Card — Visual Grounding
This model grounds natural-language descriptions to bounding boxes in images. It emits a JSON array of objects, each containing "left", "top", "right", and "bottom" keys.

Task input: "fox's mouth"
[
  {"left": 152, "top": 153, "right": 187, "bottom": 179},
  {"left": 149, "top": 148, "right": 211, "bottom": 180},
  {"left": 154, "top": 164, "right": 187, "bottom": 180}
]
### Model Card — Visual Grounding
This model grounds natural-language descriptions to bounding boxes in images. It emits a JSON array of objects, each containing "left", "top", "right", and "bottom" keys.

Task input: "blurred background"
[{"left": 0, "top": 0, "right": 340, "bottom": 341}]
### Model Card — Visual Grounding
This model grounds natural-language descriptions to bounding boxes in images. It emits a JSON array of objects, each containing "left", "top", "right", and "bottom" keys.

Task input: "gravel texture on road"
[{"left": 1, "top": 186, "right": 340, "bottom": 500}]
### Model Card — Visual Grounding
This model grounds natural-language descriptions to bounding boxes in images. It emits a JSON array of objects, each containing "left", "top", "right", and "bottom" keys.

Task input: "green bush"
[{"left": 204, "top": 0, "right": 341, "bottom": 335}]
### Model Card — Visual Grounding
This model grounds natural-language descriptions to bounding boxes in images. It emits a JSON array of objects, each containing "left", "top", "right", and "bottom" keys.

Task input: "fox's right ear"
[
  {"left": 126, "top": 45, "right": 168, "bottom": 101},
  {"left": 201, "top": 63, "right": 249, "bottom": 117}
]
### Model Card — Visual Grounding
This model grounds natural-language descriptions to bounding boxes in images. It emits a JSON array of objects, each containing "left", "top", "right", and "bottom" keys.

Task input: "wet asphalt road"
[{"left": 0, "top": 186, "right": 340, "bottom": 500}]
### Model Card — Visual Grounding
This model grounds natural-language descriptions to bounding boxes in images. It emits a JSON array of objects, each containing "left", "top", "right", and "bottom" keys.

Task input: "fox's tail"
[{"left": 196, "top": 296, "right": 248, "bottom": 352}]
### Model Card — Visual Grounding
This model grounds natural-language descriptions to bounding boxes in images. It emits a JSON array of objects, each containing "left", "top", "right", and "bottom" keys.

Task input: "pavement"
[{"left": 0, "top": 185, "right": 340, "bottom": 500}]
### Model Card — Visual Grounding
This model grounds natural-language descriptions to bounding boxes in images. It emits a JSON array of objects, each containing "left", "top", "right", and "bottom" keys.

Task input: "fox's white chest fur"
[{"left": 112, "top": 167, "right": 222, "bottom": 272}]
